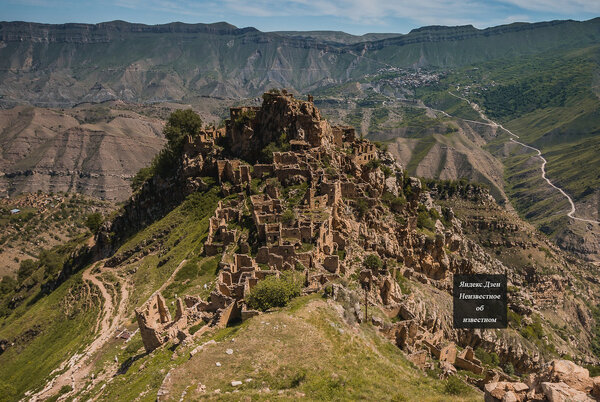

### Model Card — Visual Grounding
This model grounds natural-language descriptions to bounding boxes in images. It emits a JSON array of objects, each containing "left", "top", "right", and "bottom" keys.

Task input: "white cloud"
[
  {"left": 499, "top": 0, "right": 600, "bottom": 14},
  {"left": 109, "top": 0, "right": 598, "bottom": 31},
  {"left": 215, "top": 0, "right": 509, "bottom": 27}
]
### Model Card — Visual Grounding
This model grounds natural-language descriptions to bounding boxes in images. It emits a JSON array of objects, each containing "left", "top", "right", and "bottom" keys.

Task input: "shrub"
[
  {"left": 444, "top": 376, "right": 470, "bottom": 395},
  {"left": 416, "top": 211, "right": 435, "bottom": 231},
  {"left": 520, "top": 315, "right": 544, "bottom": 340},
  {"left": 85, "top": 212, "right": 103, "bottom": 234},
  {"left": 503, "top": 362, "right": 515, "bottom": 376},
  {"left": 260, "top": 132, "right": 290, "bottom": 163},
  {"left": 17, "top": 259, "right": 37, "bottom": 282},
  {"left": 507, "top": 308, "right": 522, "bottom": 328},
  {"left": 39, "top": 250, "right": 63, "bottom": 278},
  {"left": 131, "top": 166, "right": 153, "bottom": 192},
  {"left": 364, "top": 159, "right": 382, "bottom": 170},
  {"left": 0, "top": 276, "right": 17, "bottom": 296},
  {"left": 281, "top": 209, "right": 296, "bottom": 226},
  {"left": 356, "top": 198, "right": 368, "bottom": 218},
  {"left": 363, "top": 254, "right": 383, "bottom": 271},
  {"left": 475, "top": 347, "right": 500, "bottom": 367},
  {"left": 246, "top": 272, "right": 302, "bottom": 311}
]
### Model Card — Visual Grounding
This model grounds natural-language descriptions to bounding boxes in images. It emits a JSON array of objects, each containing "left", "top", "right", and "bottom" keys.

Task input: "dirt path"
[
  {"left": 445, "top": 92, "right": 600, "bottom": 225},
  {"left": 30, "top": 261, "right": 131, "bottom": 401}
]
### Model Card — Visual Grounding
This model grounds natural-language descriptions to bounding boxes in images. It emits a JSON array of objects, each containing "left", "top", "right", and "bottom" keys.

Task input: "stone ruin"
[
  {"left": 133, "top": 90, "right": 559, "bottom": 388},
  {"left": 135, "top": 91, "right": 392, "bottom": 352}
]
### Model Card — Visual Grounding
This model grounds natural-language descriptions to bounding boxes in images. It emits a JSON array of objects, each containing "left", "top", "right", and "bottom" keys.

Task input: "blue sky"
[{"left": 1, "top": 0, "right": 599, "bottom": 35}]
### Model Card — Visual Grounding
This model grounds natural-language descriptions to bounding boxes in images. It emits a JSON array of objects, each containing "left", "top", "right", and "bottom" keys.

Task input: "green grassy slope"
[
  {"left": 0, "top": 187, "right": 220, "bottom": 400},
  {"left": 78, "top": 296, "right": 481, "bottom": 401}
]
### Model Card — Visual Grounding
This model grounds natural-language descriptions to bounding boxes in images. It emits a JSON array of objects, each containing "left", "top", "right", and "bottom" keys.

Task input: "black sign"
[{"left": 453, "top": 274, "right": 507, "bottom": 329}]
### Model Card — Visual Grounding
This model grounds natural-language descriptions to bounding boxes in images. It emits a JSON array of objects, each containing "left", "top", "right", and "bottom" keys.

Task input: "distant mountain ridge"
[
  {"left": 1, "top": 18, "right": 599, "bottom": 106},
  {"left": 0, "top": 20, "right": 257, "bottom": 42}
]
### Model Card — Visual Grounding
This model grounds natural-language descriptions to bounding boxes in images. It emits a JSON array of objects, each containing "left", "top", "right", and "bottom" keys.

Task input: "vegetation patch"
[{"left": 246, "top": 272, "right": 303, "bottom": 311}]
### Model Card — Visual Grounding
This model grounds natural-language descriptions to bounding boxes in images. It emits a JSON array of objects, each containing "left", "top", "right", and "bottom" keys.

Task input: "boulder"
[
  {"left": 484, "top": 381, "right": 529, "bottom": 402},
  {"left": 592, "top": 377, "right": 600, "bottom": 399},
  {"left": 440, "top": 361, "right": 457, "bottom": 378},
  {"left": 542, "top": 360, "right": 593, "bottom": 393},
  {"left": 540, "top": 382, "right": 593, "bottom": 402}
]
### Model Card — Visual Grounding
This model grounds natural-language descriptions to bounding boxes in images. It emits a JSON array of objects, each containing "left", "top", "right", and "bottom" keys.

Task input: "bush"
[
  {"left": 356, "top": 198, "right": 368, "bottom": 218},
  {"left": 416, "top": 211, "right": 435, "bottom": 231},
  {"left": 85, "top": 212, "right": 103, "bottom": 234},
  {"left": 381, "top": 165, "right": 393, "bottom": 178},
  {"left": 281, "top": 209, "right": 295, "bottom": 226},
  {"left": 39, "top": 250, "right": 63, "bottom": 278},
  {"left": 0, "top": 276, "right": 17, "bottom": 296},
  {"left": 475, "top": 347, "right": 500, "bottom": 367},
  {"left": 363, "top": 254, "right": 382, "bottom": 271},
  {"left": 520, "top": 315, "right": 544, "bottom": 340},
  {"left": 131, "top": 166, "right": 153, "bottom": 192},
  {"left": 17, "top": 259, "right": 37, "bottom": 282},
  {"left": 507, "top": 308, "right": 522, "bottom": 327},
  {"left": 246, "top": 272, "right": 302, "bottom": 311},
  {"left": 444, "top": 376, "right": 470, "bottom": 395},
  {"left": 364, "top": 159, "right": 382, "bottom": 170},
  {"left": 503, "top": 362, "right": 515, "bottom": 376}
]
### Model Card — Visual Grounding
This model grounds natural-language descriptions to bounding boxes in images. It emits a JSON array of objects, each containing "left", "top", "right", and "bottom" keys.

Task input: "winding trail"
[
  {"left": 30, "top": 261, "right": 131, "bottom": 401},
  {"left": 446, "top": 91, "right": 600, "bottom": 225}
]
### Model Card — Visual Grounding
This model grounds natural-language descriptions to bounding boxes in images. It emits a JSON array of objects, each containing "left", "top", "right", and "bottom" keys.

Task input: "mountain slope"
[
  {"left": 0, "top": 103, "right": 167, "bottom": 200},
  {"left": 1, "top": 19, "right": 600, "bottom": 107}
]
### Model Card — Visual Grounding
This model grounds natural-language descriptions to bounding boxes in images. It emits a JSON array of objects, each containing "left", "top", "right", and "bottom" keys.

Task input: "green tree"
[
  {"left": 17, "top": 259, "right": 37, "bottom": 283},
  {"left": 39, "top": 250, "right": 63, "bottom": 278},
  {"left": 363, "top": 254, "right": 382, "bottom": 271},
  {"left": 503, "top": 362, "right": 515, "bottom": 376},
  {"left": 281, "top": 209, "right": 296, "bottom": 226},
  {"left": 0, "top": 275, "right": 17, "bottom": 296},
  {"left": 163, "top": 109, "right": 203, "bottom": 151},
  {"left": 356, "top": 198, "right": 368, "bottom": 218},
  {"left": 246, "top": 272, "right": 302, "bottom": 311},
  {"left": 85, "top": 212, "right": 103, "bottom": 234}
]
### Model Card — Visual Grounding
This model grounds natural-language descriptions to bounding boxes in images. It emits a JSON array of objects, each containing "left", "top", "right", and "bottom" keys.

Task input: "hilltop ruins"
[{"left": 132, "top": 90, "right": 600, "bottom": 401}]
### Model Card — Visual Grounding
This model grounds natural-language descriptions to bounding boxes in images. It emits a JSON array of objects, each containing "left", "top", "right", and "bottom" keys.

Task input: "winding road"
[{"left": 446, "top": 91, "right": 600, "bottom": 225}]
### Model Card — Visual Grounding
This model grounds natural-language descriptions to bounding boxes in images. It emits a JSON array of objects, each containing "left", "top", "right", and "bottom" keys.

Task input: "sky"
[{"left": 1, "top": 0, "right": 599, "bottom": 35}]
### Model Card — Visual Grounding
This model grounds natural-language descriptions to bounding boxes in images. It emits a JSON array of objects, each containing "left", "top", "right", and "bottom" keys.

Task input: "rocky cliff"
[{"left": 1, "top": 19, "right": 599, "bottom": 106}]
